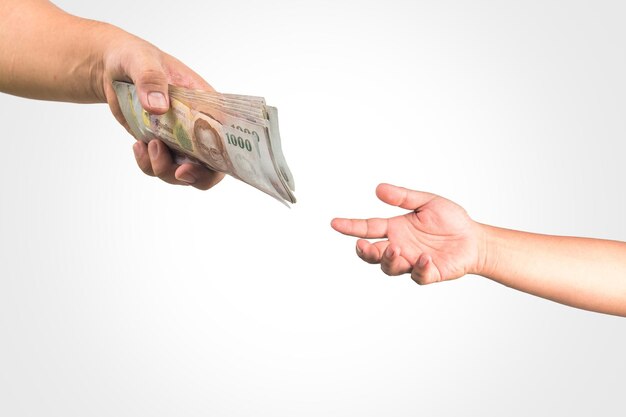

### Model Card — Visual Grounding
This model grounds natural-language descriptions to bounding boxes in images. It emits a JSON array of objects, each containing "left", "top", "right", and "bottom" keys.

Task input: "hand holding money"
[{"left": 114, "top": 82, "right": 296, "bottom": 205}]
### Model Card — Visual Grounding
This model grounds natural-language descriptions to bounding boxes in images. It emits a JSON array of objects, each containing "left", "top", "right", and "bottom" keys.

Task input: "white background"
[{"left": 1, "top": 0, "right": 625, "bottom": 416}]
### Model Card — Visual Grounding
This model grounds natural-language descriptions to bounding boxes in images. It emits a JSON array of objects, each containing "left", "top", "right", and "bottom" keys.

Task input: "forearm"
[
  {"left": 0, "top": 0, "right": 123, "bottom": 103},
  {"left": 478, "top": 224, "right": 626, "bottom": 316}
]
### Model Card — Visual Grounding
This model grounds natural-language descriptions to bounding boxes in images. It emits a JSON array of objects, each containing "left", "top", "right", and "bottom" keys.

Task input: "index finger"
[{"left": 330, "top": 217, "right": 389, "bottom": 239}]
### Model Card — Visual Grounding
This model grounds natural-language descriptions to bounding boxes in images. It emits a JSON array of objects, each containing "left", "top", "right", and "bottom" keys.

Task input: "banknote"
[{"left": 113, "top": 81, "right": 296, "bottom": 205}]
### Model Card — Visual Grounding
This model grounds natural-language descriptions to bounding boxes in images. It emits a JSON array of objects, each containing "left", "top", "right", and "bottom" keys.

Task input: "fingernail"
[
  {"left": 356, "top": 245, "right": 363, "bottom": 255},
  {"left": 148, "top": 92, "right": 168, "bottom": 110},
  {"left": 148, "top": 141, "right": 159, "bottom": 160},
  {"left": 418, "top": 255, "right": 429, "bottom": 268},
  {"left": 384, "top": 245, "right": 395, "bottom": 258},
  {"left": 177, "top": 173, "right": 196, "bottom": 184}
]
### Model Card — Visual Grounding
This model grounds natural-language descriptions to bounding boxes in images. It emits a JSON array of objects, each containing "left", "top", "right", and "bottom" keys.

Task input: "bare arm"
[
  {"left": 480, "top": 226, "right": 626, "bottom": 316},
  {"left": 0, "top": 0, "right": 114, "bottom": 102}
]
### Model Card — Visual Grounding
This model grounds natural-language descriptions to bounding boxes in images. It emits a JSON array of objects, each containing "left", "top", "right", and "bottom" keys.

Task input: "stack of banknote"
[{"left": 113, "top": 81, "right": 296, "bottom": 205}]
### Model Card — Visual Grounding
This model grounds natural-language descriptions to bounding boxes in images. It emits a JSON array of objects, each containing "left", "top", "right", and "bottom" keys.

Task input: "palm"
[
  {"left": 332, "top": 184, "right": 481, "bottom": 283},
  {"left": 384, "top": 196, "right": 477, "bottom": 280}
]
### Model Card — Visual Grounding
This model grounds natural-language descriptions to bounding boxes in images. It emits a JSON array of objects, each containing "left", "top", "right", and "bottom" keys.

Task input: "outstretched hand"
[
  {"left": 101, "top": 34, "right": 224, "bottom": 190},
  {"left": 331, "top": 183, "right": 485, "bottom": 284}
]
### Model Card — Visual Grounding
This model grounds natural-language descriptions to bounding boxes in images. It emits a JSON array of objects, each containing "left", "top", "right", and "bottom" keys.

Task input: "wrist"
[
  {"left": 85, "top": 21, "right": 128, "bottom": 103},
  {"left": 470, "top": 222, "right": 497, "bottom": 278}
]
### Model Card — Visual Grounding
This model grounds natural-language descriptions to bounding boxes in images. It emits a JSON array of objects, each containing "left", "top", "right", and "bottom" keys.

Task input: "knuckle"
[
  {"left": 160, "top": 176, "right": 179, "bottom": 185},
  {"left": 140, "top": 166, "right": 155, "bottom": 177},
  {"left": 411, "top": 271, "right": 426, "bottom": 285},
  {"left": 364, "top": 256, "right": 379, "bottom": 265},
  {"left": 137, "top": 68, "right": 167, "bottom": 89},
  {"left": 152, "top": 162, "right": 167, "bottom": 177},
  {"left": 135, "top": 159, "right": 154, "bottom": 176}
]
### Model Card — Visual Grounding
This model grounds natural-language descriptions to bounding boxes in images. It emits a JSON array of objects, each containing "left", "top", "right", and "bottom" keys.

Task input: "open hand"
[{"left": 331, "top": 183, "right": 485, "bottom": 284}]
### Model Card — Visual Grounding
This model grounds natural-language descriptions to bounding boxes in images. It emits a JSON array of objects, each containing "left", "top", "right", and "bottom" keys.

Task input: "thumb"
[
  {"left": 375, "top": 183, "right": 437, "bottom": 211},
  {"left": 127, "top": 52, "right": 170, "bottom": 115}
]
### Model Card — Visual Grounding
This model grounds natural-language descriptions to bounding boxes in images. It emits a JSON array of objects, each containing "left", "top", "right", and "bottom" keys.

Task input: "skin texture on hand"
[
  {"left": 331, "top": 183, "right": 485, "bottom": 285},
  {"left": 0, "top": 0, "right": 223, "bottom": 190},
  {"left": 332, "top": 183, "right": 626, "bottom": 317}
]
